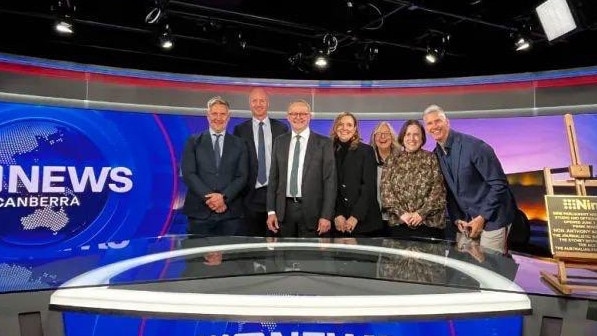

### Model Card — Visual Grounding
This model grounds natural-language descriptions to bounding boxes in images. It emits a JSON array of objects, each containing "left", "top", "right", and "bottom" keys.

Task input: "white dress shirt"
[
  {"left": 209, "top": 128, "right": 225, "bottom": 152},
  {"left": 252, "top": 117, "right": 273, "bottom": 188},
  {"left": 286, "top": 128, "right": 310, "bottom": 197}
]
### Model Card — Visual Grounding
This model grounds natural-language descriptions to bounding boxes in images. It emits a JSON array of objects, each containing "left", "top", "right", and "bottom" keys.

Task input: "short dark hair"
[{"left": 397, "top": 119, "right": 426, "bottom": 147}]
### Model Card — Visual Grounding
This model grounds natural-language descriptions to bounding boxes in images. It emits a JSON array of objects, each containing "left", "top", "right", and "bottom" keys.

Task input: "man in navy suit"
[
  {"left": 233, "top": 87, "right": 288, "bottom": 236},
  {"left": 422, "top": 104, "right": 515, "bottom": 253},
  {"left": 266, "top": 100, "right": 336, "bottom": 237},
  {"left": 181, "top": 96, "right": 248, "bottom": 236}
]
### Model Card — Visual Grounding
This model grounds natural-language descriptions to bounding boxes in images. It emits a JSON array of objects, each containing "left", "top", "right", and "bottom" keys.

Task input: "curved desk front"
[{"left": 49, "top": 237, "right": 531, "bottom": 336}]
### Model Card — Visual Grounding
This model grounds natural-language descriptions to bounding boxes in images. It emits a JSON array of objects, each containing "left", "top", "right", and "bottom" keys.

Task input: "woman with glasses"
[
  {"left": 369, "top": 121, "right": 401, "bottom": 230},
  {"left": 380, "top": 119, "right": 446, "bottom": 240},
  {"left": 330, "top": 112, "right": 383, "bottom": 237}
]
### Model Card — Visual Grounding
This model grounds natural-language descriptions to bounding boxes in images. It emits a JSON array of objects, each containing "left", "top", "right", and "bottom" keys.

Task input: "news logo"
[
  {"left": 562, "top": 198, "right": 597, "bottom": 211},
  {"left": 0, "top": 118, "right": 132, "bottom": 246},
  {"left": 0, "top": 103, "right": 179, "bottom": 256}
]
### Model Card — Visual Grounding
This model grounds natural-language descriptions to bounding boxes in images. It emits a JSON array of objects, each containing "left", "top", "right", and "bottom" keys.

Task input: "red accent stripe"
[
  {"left": 2, "top": 61, "right": 597, "bottom": 94},
  {"left": 0, "top": 62, "right": 87, "bottom": 80},
  {"left": 535, "top": 74, "right": 597, "bottom": 88}
]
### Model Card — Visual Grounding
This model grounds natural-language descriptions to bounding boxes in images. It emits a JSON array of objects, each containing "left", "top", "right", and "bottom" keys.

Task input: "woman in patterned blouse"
[{"left": 380, "top": 119, "right": 447, "bottom": 240}]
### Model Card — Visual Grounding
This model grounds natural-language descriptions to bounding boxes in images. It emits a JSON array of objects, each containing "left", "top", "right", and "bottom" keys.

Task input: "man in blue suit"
[
  {"left": 181, "top": 96, "right": 248, "bottom": 236},
  {"left": 422, "top": 104, "right": 515, "bottom": 253}
]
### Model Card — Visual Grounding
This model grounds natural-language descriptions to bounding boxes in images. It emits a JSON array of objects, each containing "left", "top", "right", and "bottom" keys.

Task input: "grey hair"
[
  {"left": 206, "top": 96, "right": 230, "bottom": 110},
  {"left": 422, "top": 104, "right": 447, "bottom": 120},
  {"left": 287, "top": 99, "right": 312, "bottom": 113}
]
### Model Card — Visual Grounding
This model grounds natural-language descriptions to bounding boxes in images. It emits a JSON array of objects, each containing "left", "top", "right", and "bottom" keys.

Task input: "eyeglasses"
[
  {"left": 375, "top": 132, "right": 391, "bottom": 138},
  {"left": 288, "top": 112, "right": 310, "bottom": 118}
]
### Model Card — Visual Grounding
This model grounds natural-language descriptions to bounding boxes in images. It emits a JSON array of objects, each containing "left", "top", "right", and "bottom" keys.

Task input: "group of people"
[{"left": 181, "top": 88, "right": 517, "bottom": 254}]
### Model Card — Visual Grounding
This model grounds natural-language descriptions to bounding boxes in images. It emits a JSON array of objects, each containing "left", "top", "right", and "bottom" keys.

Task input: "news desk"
[{"left": 1, "top": 236, "right": 596, "bottom": 336}]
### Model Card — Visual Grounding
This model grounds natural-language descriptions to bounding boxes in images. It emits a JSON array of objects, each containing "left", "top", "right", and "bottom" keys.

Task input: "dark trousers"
[
  {"left": 278, "top": 198, "right": 328, "bottom": 238},
  {"left": 187, "top": 217, "right": 242, "bottom": 236},
  {"left": 387, "top": 224, "right": 445, "bottom": 241},
  {"left": 242, "top": 186, "right": 269, "bottom": 237},
  {"left": 243, "top": 209, "right": 268, "bottom": 237}
]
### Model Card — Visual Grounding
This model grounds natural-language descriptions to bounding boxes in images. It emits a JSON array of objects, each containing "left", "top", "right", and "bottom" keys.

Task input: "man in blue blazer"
[
  {"left": 266, "top": 100, "right": 336, "bottom": 237},
  {"left": 233, "top": 87, "right": 288, "bottom": 236},
  {"left": 423, "top": 104, "right": 515, "bottom": 253},
  {"left": 181, "top": 96, "right": 248, "bottom": 236}
]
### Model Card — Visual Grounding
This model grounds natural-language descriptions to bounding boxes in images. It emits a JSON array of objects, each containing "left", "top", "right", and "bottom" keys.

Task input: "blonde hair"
[
  {"left": 369, "top": 121, "right": 400, "bottom": 164},
  {"left": 330, "top": 112, "right": 360, "bottom": 150}
]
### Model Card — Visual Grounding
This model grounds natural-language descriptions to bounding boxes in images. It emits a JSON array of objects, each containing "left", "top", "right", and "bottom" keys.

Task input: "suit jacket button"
[
  {"left": 344, "top": 198, "right": 348, "bottom": 201},
  {"left": 341, "top": 184, "right": 346, "bottom": 188}
]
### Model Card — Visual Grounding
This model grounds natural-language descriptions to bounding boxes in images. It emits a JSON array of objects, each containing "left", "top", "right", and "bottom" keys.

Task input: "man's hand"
[
  {"left": 466, "top": 215, "right": 485, "bottom": 239},
  {"left": 334, "top": 215, "right": 347, "bottom": 232},
  {"left": 345, "top": 216, "right": 358, "bottom": 233},
  {"left": 317, "top": 218, "right": 331, "bottom": 235},
  {"left": 267, "top": 213, "right": 279, "bottom": 233},
  {"left": 214, "top": 203, "right": 227, "bottom": 213},
  {"left": 455, "top": 219, "right": 468, "bottom": 235},
  {"left": 205, "top": 193, "right": 225, "bottom": 211}
]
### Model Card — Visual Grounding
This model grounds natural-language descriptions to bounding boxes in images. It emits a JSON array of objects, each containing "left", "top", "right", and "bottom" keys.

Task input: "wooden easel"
[{"left": 541, "top": 114, "right": 597, "bottom": 294}]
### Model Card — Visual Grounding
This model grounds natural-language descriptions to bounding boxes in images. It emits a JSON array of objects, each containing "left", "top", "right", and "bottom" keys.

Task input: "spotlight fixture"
[
  {"left": 357, "top": 43, "right": 379, "bottom": 71},
  {"left": 510, "top": 21, "right": 533, "bottom": 52},
  {"left": 513, "top": 33, "right": 531, "bottom": 51},
  {"left": 364, "top": 44, "right": 379, "bottom": 61},
  {"left": 222, "top": 31, "right": 248, "bottom": 51},
  {"left": 159, "top": 24, "right": 174, "bottom": 50},
  {"left": 237, "top": 32, "right": 247, "bottom": 50},
  {"left": 288, "top": 51, "right": 310, "bottom": 73},
  {"left": 51, "top": 0, "right": 76, "bottom": 35},
  {"left": 425, "top": 47, "right": 441, "bottom": 64},
  {"left": 313, "top": 52, "right": 329, "bottom": 70},
  {"left": 424, "top": 33, "right": 449, "bottom": 65},
  {"left": 55, "top": 17, "right": 74, "bottom": 35}
]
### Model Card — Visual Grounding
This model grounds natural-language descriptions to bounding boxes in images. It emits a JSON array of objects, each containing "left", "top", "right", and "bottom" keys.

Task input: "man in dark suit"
[
  {"left": 233, "top": 87, "right": 288, "bottom": 236},
  {"left": 181, "top": 96, "right": 248, "bottom": 236},
  {"left": 266, "top": 99, "right": 336, "bottom": 237},
  {"left": 422, "top": 104, "right": 515, "bottom": 253}
]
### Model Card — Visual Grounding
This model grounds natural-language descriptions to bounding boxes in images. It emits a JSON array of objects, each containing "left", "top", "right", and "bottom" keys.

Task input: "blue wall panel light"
[{"left": 62, "top": 312, "right": 523, "bottom": 336}]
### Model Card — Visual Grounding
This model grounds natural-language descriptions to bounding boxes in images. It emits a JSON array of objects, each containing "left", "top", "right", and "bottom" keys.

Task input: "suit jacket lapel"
[
  {"left": 200, "top": 132, "right": 218, "bottom": 170},
  {"left": 247, "top": 123, "right": 257, "bottom": 161},
  {"left": 451, "top": 135, "right": 463, "bottom": 189},
  {"left": 436, "top": 146, "right": 456, "bottom": 193},
  {"left": 280, "top": 134, "right": 291, "bottom": 186},
  {"left": 272, "top": 120, "right": 286, "bottom": 138},
  {"left": 220, "top": 134, "right": 230, "bottom": 168}
]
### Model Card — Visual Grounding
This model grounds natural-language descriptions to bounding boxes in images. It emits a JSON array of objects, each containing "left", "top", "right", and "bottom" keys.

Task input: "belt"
[{"left": 286, "top": 197, "right": 303, "bottom": 203}]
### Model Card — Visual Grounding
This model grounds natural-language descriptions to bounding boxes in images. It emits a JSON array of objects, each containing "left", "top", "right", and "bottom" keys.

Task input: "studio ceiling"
[{"left": 1, "top": 0, "right": 596, "bottom": 80}]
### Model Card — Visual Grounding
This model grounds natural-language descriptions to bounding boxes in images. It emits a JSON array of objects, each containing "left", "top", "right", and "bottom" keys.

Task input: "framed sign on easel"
[{"left": 541, "top": 114, "right": 597, "bottom": 294}]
